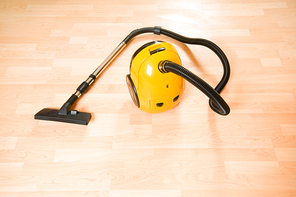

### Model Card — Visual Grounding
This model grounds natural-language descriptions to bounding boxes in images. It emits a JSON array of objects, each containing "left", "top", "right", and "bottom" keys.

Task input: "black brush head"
[{"left": 35, "top": 108, "right": 91, "bottom": 125}]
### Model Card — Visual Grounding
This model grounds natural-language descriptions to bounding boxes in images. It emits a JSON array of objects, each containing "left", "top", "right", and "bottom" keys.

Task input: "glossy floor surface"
[{"left": 0, "top": 0, "right": 296, "bottom": 196}]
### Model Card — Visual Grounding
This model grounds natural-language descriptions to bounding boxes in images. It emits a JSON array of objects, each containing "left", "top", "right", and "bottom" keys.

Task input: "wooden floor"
[{"left": 1, "top": 0, "right": 296, "bottom": 196}]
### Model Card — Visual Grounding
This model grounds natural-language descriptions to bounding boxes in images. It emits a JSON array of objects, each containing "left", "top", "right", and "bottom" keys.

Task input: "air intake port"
[
  {"left": 173, "top": 95, "right": 179, "bottom": 102},
  {"left": 156, "top": 102, "right": 163, "bottom": 107}
]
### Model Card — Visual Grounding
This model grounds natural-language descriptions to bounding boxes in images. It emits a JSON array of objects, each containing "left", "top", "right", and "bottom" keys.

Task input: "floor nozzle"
[{"left": 34, "top": 108, "right": 91, "bottom": 125}]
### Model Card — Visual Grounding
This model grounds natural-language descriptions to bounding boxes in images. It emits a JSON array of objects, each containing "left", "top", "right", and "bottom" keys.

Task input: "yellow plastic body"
[{"left": 130, "top": 41, "right": 185, "bottom": 113}]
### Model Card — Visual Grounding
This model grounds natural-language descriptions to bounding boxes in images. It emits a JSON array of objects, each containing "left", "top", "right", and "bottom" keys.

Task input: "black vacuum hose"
[
  {"left": 159, "top": 28, "right": 230, "bottom": 114},
  {"left": 159, "top": 61, "right": 230, "bottom": 115},
  {"left": 123, "top": 27, "right": 230, "bottom": 115},
  {"left": 123, "top": 26, "right": 230, "bottom": 115}
]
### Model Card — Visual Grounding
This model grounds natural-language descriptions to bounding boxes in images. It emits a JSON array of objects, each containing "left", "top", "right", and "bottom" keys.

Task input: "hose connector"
[{"left": 158, "top": 60, "right": 169, "bottom": 73}]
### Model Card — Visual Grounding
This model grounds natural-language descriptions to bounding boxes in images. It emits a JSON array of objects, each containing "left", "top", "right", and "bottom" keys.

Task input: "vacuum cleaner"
[{"left": 35, "top": 26, "right": 230, "bottom": 125}]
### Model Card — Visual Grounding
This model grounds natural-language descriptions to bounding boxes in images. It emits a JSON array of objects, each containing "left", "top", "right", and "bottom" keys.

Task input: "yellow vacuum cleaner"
[{"left": 35, "top": 26, "right": 230, "bottom": 125}]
